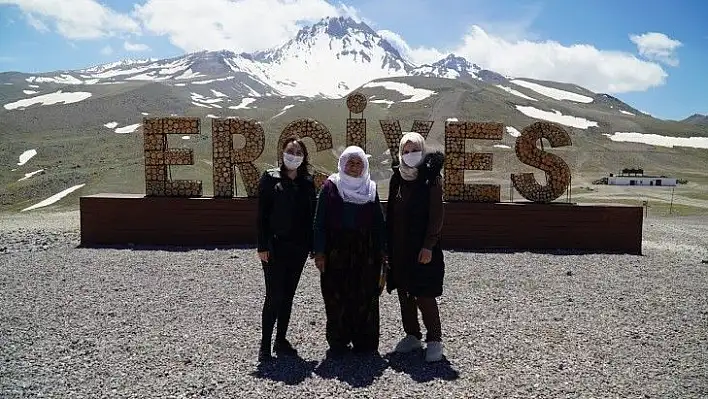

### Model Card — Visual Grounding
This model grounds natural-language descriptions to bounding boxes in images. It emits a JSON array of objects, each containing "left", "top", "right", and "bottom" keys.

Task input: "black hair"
[{"left": 280, "top": 136, "right": 311, "bottom": 178}]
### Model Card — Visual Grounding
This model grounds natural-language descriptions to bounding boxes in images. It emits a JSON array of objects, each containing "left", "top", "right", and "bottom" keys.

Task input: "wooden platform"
[{"left": 79, "top": 194, "right": 643, "bottom": 254}]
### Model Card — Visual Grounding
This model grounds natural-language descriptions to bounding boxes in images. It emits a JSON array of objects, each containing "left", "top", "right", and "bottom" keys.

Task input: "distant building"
[{"left": 607, "top": 168, "right": 677, "bottom": 187}]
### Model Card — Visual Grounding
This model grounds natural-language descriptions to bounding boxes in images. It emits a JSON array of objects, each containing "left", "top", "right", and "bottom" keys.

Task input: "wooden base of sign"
[{"left": 79, "top": 194, "right": 643, "bottom": 255}]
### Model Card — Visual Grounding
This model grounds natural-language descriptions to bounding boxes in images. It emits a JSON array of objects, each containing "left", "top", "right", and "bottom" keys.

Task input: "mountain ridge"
[{"left": 682, "top": 113, "right": 708, "bottom": 125}]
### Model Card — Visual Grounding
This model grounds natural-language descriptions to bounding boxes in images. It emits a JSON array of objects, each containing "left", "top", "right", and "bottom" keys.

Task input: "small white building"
[{"left": 607, "top": 168, "right": 677, "bottom": 187}]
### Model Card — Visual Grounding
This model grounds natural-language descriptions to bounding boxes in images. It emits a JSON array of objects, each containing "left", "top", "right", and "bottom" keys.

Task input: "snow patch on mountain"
[
  {"left": 606, "top": 132, "right": 708, "bottom": 149},
  {"left": 506, "top": 126, "right": 522, "bottom": 137},
  {"left": 496, "top": 85, "right": 537, "bottom": 101},
  {"left": 26, "top": 75, "right": 83, "bottom": 85},
  {"left": 370, "top": 99, "right": 394, "bottom": 108},
  {"left": 104, "top": 122, "right": 119, "bottom": 129},
  {"left": 114, "top": 124, "right": 141, "bottom": 134},
  {"left": 362, "top": 81, "right": 435, "bottom": 102},
  {"left": 4, "top": 90, "right": 93, "bottom": 110},
  {"left": 271, "top": 105, "right": 294, "bottom": 119},
  {"left": 511, "top": 80, "right": 594, "bottom": 103},
  {"left": 230, "top": 98, "right": 257, "bottom": 110},
  {"left": 17, "top": 149, "right": 37, "bottom": 166},
  {"left": 18, "top": 169, "right": 45, "bottom": 182},
  {"left": 515, "top": 105, "right": 598, "bottom": 129},
  {"left": 242, "top": 83, "right": 263, "bottom": 97},
  {"left": 21, "top": 184, "right": 86, "bottom": 212}
]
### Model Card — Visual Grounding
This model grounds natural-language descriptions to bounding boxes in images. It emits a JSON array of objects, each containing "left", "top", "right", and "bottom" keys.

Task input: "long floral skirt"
[{"left": 320, "top": 229, "right": 382, "bottom": 352}]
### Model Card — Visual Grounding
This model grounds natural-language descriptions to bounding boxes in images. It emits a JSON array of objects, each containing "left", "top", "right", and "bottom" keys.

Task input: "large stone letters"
[
  {"left": 143, "top": 117, "right": 202, "bottom": 197},
  {"left": 346, "top": 92, "right": 367, "bottom": 149},
  {"left": 277, "top": 118, "right": 334, "bottom": 189},
  {"left": 140, "top": 93, "right": 573, "bottom": 202},
  {"left": 511, "top": 121, "right": 572, "bottom": 203},
  {"left": 443, "top": 121, "right": 504, "bottom": 202},
  {"left": 212, "top": 118, "right": 265, "bottom": 198},
  {"left": 379, "top": 119, "right": 434, "bottom": 165}
]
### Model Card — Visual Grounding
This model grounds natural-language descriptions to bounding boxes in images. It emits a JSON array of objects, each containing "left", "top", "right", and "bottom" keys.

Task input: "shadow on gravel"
[
  {"left": 251, "top": 354, "right": 317, "bottom": 386},
  {"left": 448, "top": 248, "right": 644, "bottom": 257},
  {"left": 76, "top": 244, "right": 257, "bottom": 252},
  {"left": 314, "top": 351, "right": 388, "bottom": 388},
  {"left": 384, "top": 351, "right": 460, "bottom": 383}
]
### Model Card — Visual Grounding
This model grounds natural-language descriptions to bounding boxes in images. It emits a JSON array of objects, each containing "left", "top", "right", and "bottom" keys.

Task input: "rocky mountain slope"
[
  {"left": 1, "top": 16, "right": 707, "bottom": 212},
  {"left": 683, "top": 113, "right": 708, "bottom": 125}
]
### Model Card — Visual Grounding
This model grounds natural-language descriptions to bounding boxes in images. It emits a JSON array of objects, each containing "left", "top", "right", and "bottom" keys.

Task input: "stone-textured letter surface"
[
  {"left": 143, "top": 117, "right": 202, "bottom": 197},
  {"left": 212, "top": 118, "right": 265, "bottom": 197},
  {"left": 379, "top": 120, "right": 434, "bottom": 164},
  {"left": 511, "top": 121, "right": 572, "bottom": 203},
  {"left": 443, "top": 121, "right": 504, "bottom": 202},
  {"left": 346, "top": 118, "right": 367, "bottom": 149},
  {"left": 278, "top": 118, "right": 334, "bottom": 189},
  {"left": 346, "top": 92, "right": 368, "bottom": 149}
]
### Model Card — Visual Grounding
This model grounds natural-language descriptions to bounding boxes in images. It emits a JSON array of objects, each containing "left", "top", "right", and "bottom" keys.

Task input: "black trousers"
[
  {"left": 261, "top": 238, "right": 309, "bottom": 347},
  {"left": 397, "top": 289, "right": 442, "bottom": 342}
]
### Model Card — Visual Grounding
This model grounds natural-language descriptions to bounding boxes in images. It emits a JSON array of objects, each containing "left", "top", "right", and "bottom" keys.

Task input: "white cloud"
[
  {"left": 630, "top": 32, "right": 682, "bottom": 67},
  {"left": 100, "top": 45, "right": 113, "bottom": 55},
  {"left": 395, "top": 25, "right": 669, "bottom": 93},
  {"left": 133, "top": 0, "right": 357, "bottom": 53},
  {"left": 24, "top": 12, "right": 48, "bottom": 32},
  {"left": 0, "top": 0, "right": 140, "bottom": 39},
  {"left": 0, "top": 0, "right": 676, "bottom": 96},
  {"left": 124, "top": 41, "right": 151, "bottom": 52},
  {"left": 377, "top": 29, "right": 443, "bottom": 65}
]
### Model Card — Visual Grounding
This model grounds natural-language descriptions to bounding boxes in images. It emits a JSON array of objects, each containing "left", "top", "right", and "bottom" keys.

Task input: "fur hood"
[{"left": 420, "top": 151, "right": 444, "bottom": 176}]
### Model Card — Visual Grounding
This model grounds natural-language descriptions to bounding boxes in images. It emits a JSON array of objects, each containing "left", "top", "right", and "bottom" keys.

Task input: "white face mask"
[
  {"left": 402, "top": 151, "right": 423, "bottom": 167},
  {"left": 282, "top": 153, "right": 304, "bottom": 171}
]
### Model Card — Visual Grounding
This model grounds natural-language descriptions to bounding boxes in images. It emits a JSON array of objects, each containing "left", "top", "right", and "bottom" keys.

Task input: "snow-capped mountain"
[
  {"left": 411, "top": 54, "right": 481, "bottom": 79},
  {"left": 410, "top": 54, "right": 509, "bottom": 84},
  {"left": 244, "top": 16, "right": 412, "bottom": 97},
  {"left": 7, "top": 17, "right": 417, "bottom": 99}
]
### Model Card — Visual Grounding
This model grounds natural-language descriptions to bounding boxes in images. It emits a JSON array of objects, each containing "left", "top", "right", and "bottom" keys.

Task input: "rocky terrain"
[{"left": 1, "top": 211, "right": 707, "bottom": 398}]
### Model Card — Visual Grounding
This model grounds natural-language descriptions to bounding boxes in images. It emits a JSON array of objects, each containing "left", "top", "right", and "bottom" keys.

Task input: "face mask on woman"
[
  {"left": 283, "top": 153, "right": 304, "bottom": 170},
  {"left": 402, "top": 151, "right": 423, "bottom": 167}
]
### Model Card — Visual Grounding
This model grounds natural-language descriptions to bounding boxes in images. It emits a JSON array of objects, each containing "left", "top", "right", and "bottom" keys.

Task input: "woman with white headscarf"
[
  {"left": 313, "top": 146, "right": 387, "bottom": 356},
  {"left": 385, "top": 132, "right": 446, "bottom": 363}
]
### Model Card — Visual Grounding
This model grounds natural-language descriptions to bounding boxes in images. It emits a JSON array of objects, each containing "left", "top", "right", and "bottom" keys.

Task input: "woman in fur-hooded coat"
[{"left": 386, "top": 132, "right": 446, "bottom": 363}]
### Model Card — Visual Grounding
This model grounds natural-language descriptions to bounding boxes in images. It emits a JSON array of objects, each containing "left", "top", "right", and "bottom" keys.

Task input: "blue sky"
[{"left": 0, "top": 0, "right": 706, "bottom": 120}]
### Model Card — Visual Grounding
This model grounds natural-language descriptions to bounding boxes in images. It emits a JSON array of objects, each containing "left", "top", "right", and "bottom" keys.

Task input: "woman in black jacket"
[
  {"left": 256, "top": 137, "right": 317, "bottom": 362},
  {"left": 386, "top": 132, "right": 446, "bottom": 363}
]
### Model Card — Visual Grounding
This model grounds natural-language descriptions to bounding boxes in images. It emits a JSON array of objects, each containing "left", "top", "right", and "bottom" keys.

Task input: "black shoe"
[
  {"left": 352, "top": 346, "right": 378, "bottom": 356},
  {"left": 326, "top": 344, "right": 350, "bottom": 359},
  {"left": 258, "top": 341, "right": 272, "bottom": 363},
  {"left": 273, "top": 339, "right": 298, "bottom": 356}
]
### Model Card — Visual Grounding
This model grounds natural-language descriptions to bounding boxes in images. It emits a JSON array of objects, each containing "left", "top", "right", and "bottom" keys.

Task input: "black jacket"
[
  {"left": 256, "top": 168, "right": 317, "bottom": 252},
  {"left": 386, "top": 151, "right": 446, "bottom": 297}
]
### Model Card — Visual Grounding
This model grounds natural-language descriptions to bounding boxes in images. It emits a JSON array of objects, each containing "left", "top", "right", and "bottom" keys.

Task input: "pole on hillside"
[
  {"left": 669, "top": 187, "right": 675, "bottom": 215},
  {"left": 642, "top": 200, "right": 648, "bottom": 219}
]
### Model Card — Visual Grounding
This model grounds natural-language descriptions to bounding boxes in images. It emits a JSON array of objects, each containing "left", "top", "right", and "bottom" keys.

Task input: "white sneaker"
[
  {"left": 394, "top": 335, "right": 423, "bottom": 353},
  {"left": 425, "top": 341, "right": 444, "bottom": 362}
]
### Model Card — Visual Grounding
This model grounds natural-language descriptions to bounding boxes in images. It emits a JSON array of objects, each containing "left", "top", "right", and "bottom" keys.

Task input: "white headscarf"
[
  {"left": 398, "top": 132, "right": 427, "bottom": 181},
  {"left": 327, "top": 146, "right": 377, "bottom": 204}
]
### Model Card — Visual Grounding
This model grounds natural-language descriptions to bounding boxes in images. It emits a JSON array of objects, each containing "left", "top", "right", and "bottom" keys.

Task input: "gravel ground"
[{"left": 1, "top": 211, "right": 707, "bottom": 398}]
